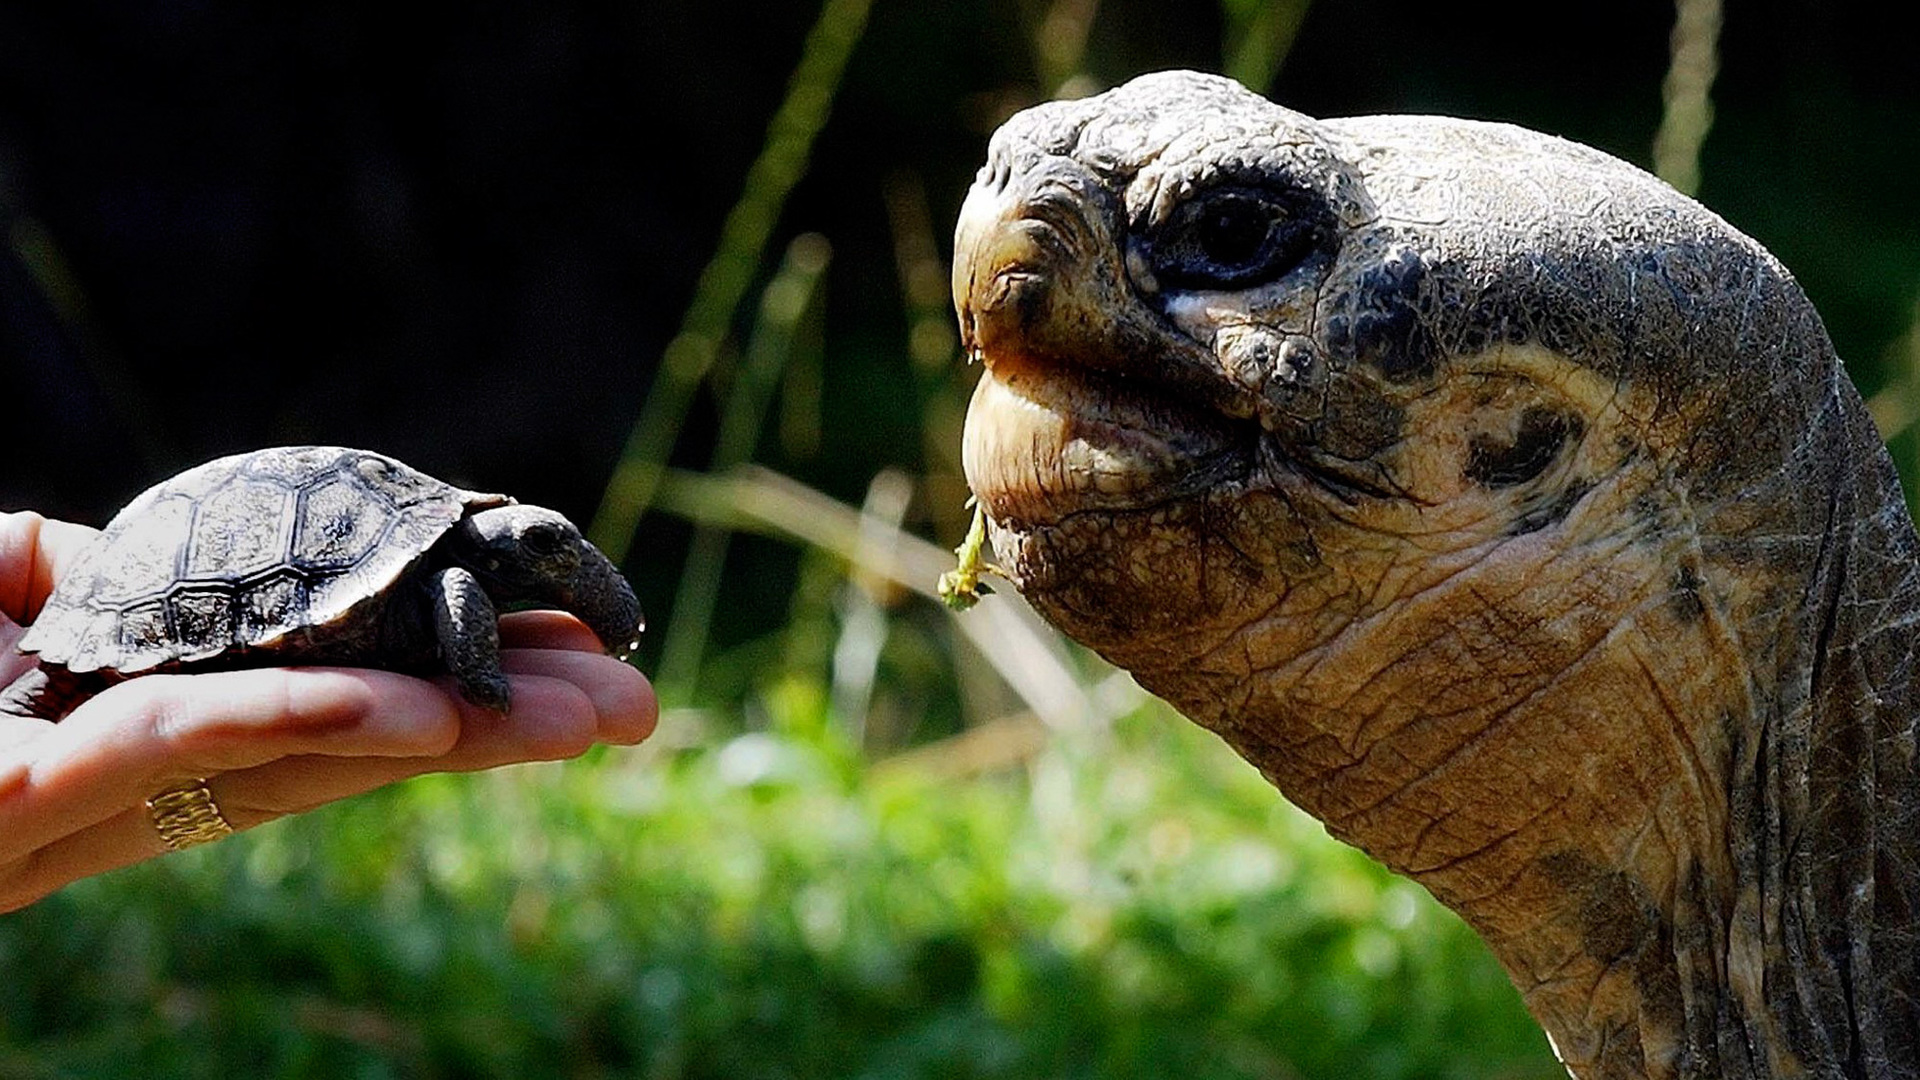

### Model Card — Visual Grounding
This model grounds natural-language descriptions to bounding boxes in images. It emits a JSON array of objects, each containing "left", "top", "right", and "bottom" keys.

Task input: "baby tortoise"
[{"left": 2, "top": 446, "right": 642, "bottom": 721}]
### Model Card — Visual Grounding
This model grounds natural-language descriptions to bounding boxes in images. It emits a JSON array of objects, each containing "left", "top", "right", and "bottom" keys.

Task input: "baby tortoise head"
[{"left": 447, "top": 504, "right": 644, "bottom": 661}]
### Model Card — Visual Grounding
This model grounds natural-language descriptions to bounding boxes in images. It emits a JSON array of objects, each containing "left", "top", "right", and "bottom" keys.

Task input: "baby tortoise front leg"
[{"left": 429, "top": 565, "right": 512, "bottom": 712}]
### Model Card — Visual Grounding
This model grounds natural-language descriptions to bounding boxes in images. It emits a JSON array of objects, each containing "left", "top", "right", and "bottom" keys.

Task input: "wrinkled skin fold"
[{"left": 955, "top": 71, "right": 1919, "bottom": 1080}]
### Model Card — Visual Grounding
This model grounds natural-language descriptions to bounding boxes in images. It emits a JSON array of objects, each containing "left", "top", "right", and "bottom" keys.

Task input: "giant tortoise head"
[{"left": 954, "top": 70, "right": 1918, "bottom": 1079}]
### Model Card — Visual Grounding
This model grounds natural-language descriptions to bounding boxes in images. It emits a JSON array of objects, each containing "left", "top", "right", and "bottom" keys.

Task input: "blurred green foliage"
[{"left": 0, "top": 694, "right": 1559, "bottom": 1079}]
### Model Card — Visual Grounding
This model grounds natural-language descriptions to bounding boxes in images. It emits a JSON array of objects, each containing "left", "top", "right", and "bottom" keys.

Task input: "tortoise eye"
[
  {"left": 1196, "top": 195, "right": 1272, "bottom": 268},
  {"left": 523, "top": 524, "right": 567, "bottom": 556},
  {"left": 1145, "top": 183, "right": 1327, "bottom": 291}
]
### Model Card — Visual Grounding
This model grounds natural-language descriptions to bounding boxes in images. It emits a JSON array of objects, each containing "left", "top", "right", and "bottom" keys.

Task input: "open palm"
[{"left": 0, "top": 511, "right": 656, "bottom": 911}]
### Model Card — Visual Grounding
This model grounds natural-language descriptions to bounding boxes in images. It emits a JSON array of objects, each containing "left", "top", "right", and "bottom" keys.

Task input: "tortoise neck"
[
  {"left": 1694, "top": 387, "right": 1920, "bottom": 1079},
  {"left": 1426, "top": 395, "right": 1920, "bottom": 1080},
  {"left": 1485, "top": 385, "right": 1920, "bottom": 1079},
  {"left": 1123, "top": 379, "right": 1920, "bottom": 1078}
]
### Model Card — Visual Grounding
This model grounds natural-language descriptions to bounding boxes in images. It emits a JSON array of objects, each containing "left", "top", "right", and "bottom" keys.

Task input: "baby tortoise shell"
[{"left": 3, "top": 446, "right": 642, "bottom": 720}]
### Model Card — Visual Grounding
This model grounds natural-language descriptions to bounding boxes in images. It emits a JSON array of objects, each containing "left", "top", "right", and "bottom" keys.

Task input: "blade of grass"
[
  {"left": 654, "top": 464, "right": 1099, "bottom": 734},
  {"left": 871, "top": 711, "right": 1051, "bottom": 781},
  {"left": 831, "top": 468, "right": 913, "bottom": 743},
  {"left": 587, "top": 0, "right": 873, "bottom": 564},
  {"left": 880, "top": 170, "right": 976, "bottom": 546},
  {"left": 1219, "top": 0, "right": 1313, "bottom": 94},
  {"left": 656, "top": 235, "right": 832, "bottom": 697},
  {"left": 3, "top": 207, "right": 173, "bottom": 472},
  {"left": 1038, "top": 0, "right": 1100, "bottom": 96},
  {"left": 1867, "top": 293, "right": 1920, "bottom": 440},
  {"left": 1651, "top": 0, "right": 1723, "bottom": 196}
]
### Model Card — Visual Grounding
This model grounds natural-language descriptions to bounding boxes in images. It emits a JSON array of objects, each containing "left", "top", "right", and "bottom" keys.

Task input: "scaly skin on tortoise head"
[
  {"left": 448, "top": 505, "right": 645, "bottom": 660},
  {"left": 955, "top": 71, "right": 1920, "bottom": 1079}
]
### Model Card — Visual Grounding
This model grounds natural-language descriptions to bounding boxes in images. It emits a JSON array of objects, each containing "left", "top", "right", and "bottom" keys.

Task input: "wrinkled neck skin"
[
  {"left": 991, "top": 359, "right": 1920, "bottom": 1080},
  {"left": 957, "top": 73, "right": 1920, "bottom": 1080}
]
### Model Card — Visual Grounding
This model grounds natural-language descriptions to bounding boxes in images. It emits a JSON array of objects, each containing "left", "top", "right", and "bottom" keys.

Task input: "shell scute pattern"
[
  {"left": 181, "top": 475, "right": 293, "bottom": 580},
  {"left": 294, "top": 470, "right": 390, "bottom": 569},
  {"left": 89, "top": 491, "right": 196, "bottom": 607},
  {"left": 21, "top": 448, "right": 503, "bottom": 676}
]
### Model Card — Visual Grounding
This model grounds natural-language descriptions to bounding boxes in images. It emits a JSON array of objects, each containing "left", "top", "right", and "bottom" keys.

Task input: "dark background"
[{"left": 4, "top": 0, "right": 1918, "bottom": 651}]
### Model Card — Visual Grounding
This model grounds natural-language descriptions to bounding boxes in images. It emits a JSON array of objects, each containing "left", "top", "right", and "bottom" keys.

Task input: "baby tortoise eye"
[
  {"left": 1144, "top": 184, "right": 1328, "bottom": 291},
  {"left": 521, "top": 522, "right": 571, "bottom": 557}
]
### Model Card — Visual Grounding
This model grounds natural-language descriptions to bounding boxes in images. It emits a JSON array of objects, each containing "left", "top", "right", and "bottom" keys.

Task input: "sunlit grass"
[{"left": 0, "top": 694, "right": 1560, "bottom": 1079}]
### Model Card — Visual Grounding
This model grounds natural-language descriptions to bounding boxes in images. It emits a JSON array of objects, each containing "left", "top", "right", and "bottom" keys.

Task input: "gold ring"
[{"left": 146, "top": 778, "right": 235, "bottom": 851}]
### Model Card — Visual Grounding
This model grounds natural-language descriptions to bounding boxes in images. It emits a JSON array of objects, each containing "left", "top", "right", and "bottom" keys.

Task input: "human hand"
[{"left": 0, "top": 510, "right": 657, "bottom": 912}]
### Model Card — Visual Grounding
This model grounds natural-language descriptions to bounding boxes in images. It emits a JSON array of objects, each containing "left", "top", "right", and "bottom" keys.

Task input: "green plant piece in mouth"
[{"left": 937, "top": 500, "right": 1003, "bottom": 611}]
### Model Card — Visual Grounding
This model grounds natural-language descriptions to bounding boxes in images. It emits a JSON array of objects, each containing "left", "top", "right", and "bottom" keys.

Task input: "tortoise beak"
[{"left": 562, "top": 541, "right": 644, "bottom": 660}]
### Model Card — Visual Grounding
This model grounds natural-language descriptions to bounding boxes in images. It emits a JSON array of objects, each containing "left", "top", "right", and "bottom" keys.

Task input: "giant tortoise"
[
  {"left": 0, "top": 446, "right": 642, "bottom": 721},
  {"left": 952, "top": 71, "right": 1917, "bottom": 1079}
]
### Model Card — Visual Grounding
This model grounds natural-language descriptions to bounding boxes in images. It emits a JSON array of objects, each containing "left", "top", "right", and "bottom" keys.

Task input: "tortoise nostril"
[{"left": 987, "top": 154, "right": 1013, "bottom": 194}]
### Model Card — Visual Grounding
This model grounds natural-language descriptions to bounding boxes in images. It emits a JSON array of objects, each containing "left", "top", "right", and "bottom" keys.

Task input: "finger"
[
  {"left": 2, "top": 769, "right": 283, "bottom": 912},
  {"left": 0, "top": 803, "right": 176, "bottom": 911},
  {"left": 0, "top": 673, "right": 636, "bottom": 911},
  {"left": 1, "top": 657, "right": 652, "bottom": 907},
  {"left": 496, "top": 609, "right": 619, "bottom": 653},
  {"left": 0, "top": 667, "right": 461, "bottom": 861},
  {"left": 0, "top": 512, "right": 100, "bottom": 625},
  {"left": 2, "top": 512, "right": 100, "bottom": 684},
  {"left": 0, "top": 662, "right": 657, "bottom": 911},
  {"left": 220, "top": 660, "right": 657, "bottom": 814},
  {"left": 500, "top": 648, "right": 657, "bottom": 745}
]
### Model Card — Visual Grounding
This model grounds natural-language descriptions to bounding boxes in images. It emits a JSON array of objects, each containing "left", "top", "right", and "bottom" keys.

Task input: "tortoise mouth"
[{"left": 961, "top": 358, "right": 1255, "bottom": 528}]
